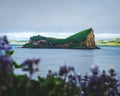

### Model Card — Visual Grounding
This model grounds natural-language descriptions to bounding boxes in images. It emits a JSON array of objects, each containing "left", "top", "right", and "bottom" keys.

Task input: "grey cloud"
[{"left": 0, "top": 0, "right": 120, "bottom": 33}]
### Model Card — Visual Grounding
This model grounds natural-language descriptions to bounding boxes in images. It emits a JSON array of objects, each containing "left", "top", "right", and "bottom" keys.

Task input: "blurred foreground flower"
[
  {"left": 22, "top": 58, "right": 40, "bottom": 78},
  {"left": 47, "top": 65, "right": 120, "bottom": 96},
  {"left": 79, "top": 65, "right": 120, "bottom": 96},
  {"left": 0, "top": 36, "right": 14, "bottom": 75},
  {"left": 0, "top": 36, "right": 12, "bottom": 55}
]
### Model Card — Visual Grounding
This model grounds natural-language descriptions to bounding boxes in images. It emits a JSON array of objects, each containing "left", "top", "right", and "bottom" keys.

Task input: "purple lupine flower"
[
  {"left": 0, "top": 55, "right": 14, "bottom": 74},
  {"left": 68, "top": 66, "right": 74, "bottom": 71},
  {"left": 59, "top": 65, "right": 75, "bottom": 77},
  {"left": 0, "top": 36, "right": 12, "bottom": 56},
  {"left": 52, "top": 72, "right": 57, "bottom": 77},
  {"left": 22, "top": 59, "right": 34, "bottom": 74},
  {"left": 77, "top": 73, "right": 82, "bottom": 83},
  {"left": 22, "top": 58, "right": 40, "bottom": 78},
  {"left": 33, "top": 58, "right": 40, "bottom": 65},
  {"left": 90, "top": 65, "right": 99, "bottom": 75},
  {"left": 80, "top": 80, "right": 88, "bottom": 89},
  {"left": 59, "top": 65, "right": 68, "bottom": 76},
  {"left": 68, "top": 73, "right": 74, "bottom": 81}
]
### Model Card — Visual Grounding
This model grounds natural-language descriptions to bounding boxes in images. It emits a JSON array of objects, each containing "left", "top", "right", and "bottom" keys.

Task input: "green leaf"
[
  {"left": 13, "top": 61, "right": 23, "bottom": 68},
  {"left": 6, "top": 50, "right": 14, "bottom": 55}
]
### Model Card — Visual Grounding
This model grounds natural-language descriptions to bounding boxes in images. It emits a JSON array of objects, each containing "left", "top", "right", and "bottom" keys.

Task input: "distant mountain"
[
  {"left": 23, "top": 28, "right": 98, "bottom": 49},
  {"left": 10, "top": 40, "right": 28, "bottom": 46},
  {"left": 96, "top": 38, "right": 120, "bottom": 46}
]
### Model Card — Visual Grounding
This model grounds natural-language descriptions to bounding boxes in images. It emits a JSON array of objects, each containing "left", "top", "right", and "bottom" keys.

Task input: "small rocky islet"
[{"left": 23, "top": 28, "right": 98, "bottom": 49}]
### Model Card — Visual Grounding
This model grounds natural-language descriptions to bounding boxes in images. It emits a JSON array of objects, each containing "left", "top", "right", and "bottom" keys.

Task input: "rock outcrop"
[
  {"left": 23, "top": 28, "right": 98, "bottom": 49},
  {"left": 85, "top": 29, "right": 96, "bottom": 48}
]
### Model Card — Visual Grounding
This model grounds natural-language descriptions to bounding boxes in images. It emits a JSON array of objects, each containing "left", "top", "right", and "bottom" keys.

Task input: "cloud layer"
[
  {"left": 0, "top": 0, "right": 120, "bottom": 39},
  {"left": 1, "top": 32, "right": 120, "bottom": 40}
]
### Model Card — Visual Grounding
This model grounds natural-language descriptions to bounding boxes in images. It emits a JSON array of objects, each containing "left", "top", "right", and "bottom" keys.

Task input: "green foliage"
[
  {"left": 30, "top": 35, "right": 65, "bottom": 44},
  {"left": 1, "top": 74, "right": 80, "bottom": 96},
  {"left": 115, "top": 38, "right": 120, "bottom": 43},
  {"left": 30, "top": 28, "right": 92, "bottom": 44},
  {"left": 66, "top": 28, "right": 92, "bottom": 43},
  {"left": 5, "top": 50, "right": 14, "bottom": 55}
]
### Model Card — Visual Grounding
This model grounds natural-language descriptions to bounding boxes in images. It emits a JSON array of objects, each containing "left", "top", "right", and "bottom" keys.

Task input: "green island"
[
  {"left": 23, "top": 28, "right": 98, "bottom": 49},
  {"left": 96, "top": 38, "right": 120, "bottom": 47}
]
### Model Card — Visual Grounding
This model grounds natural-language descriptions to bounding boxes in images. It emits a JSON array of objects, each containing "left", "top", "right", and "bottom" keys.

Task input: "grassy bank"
[{"left": 96, "top": 38, "right": 120, "bottom": 47}]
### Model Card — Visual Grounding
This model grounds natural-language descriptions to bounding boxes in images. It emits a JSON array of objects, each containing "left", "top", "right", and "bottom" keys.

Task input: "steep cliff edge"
[
  {"left": 23, "top": 28, "right": 98, "bottom": 49},
  {"left": 85, "top": 29, "right": 96, "bottom": 48}
]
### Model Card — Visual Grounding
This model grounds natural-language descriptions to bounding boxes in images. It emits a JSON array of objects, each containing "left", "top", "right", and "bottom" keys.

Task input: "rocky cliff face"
[
  {"left": 85, "top": 29, "right": 96, "bottom": 48},
  {"left": 23, "top": 28, "right": 97, "bottom": 49}
]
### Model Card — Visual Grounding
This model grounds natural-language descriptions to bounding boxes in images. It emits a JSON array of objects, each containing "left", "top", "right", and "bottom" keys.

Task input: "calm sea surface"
[{"left": 12, "top": 47, "right": 120, "bottom": 80}]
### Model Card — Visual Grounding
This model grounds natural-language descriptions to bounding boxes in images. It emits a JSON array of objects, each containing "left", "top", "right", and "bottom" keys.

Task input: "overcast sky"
[{"left": 0, "top": 0, "right": 120, "bottom": 40}]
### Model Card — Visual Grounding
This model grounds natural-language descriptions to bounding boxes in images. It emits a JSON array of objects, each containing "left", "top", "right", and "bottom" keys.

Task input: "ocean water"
[{"left": 12, "top": 47, "right": 120, "bottom": 80}]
